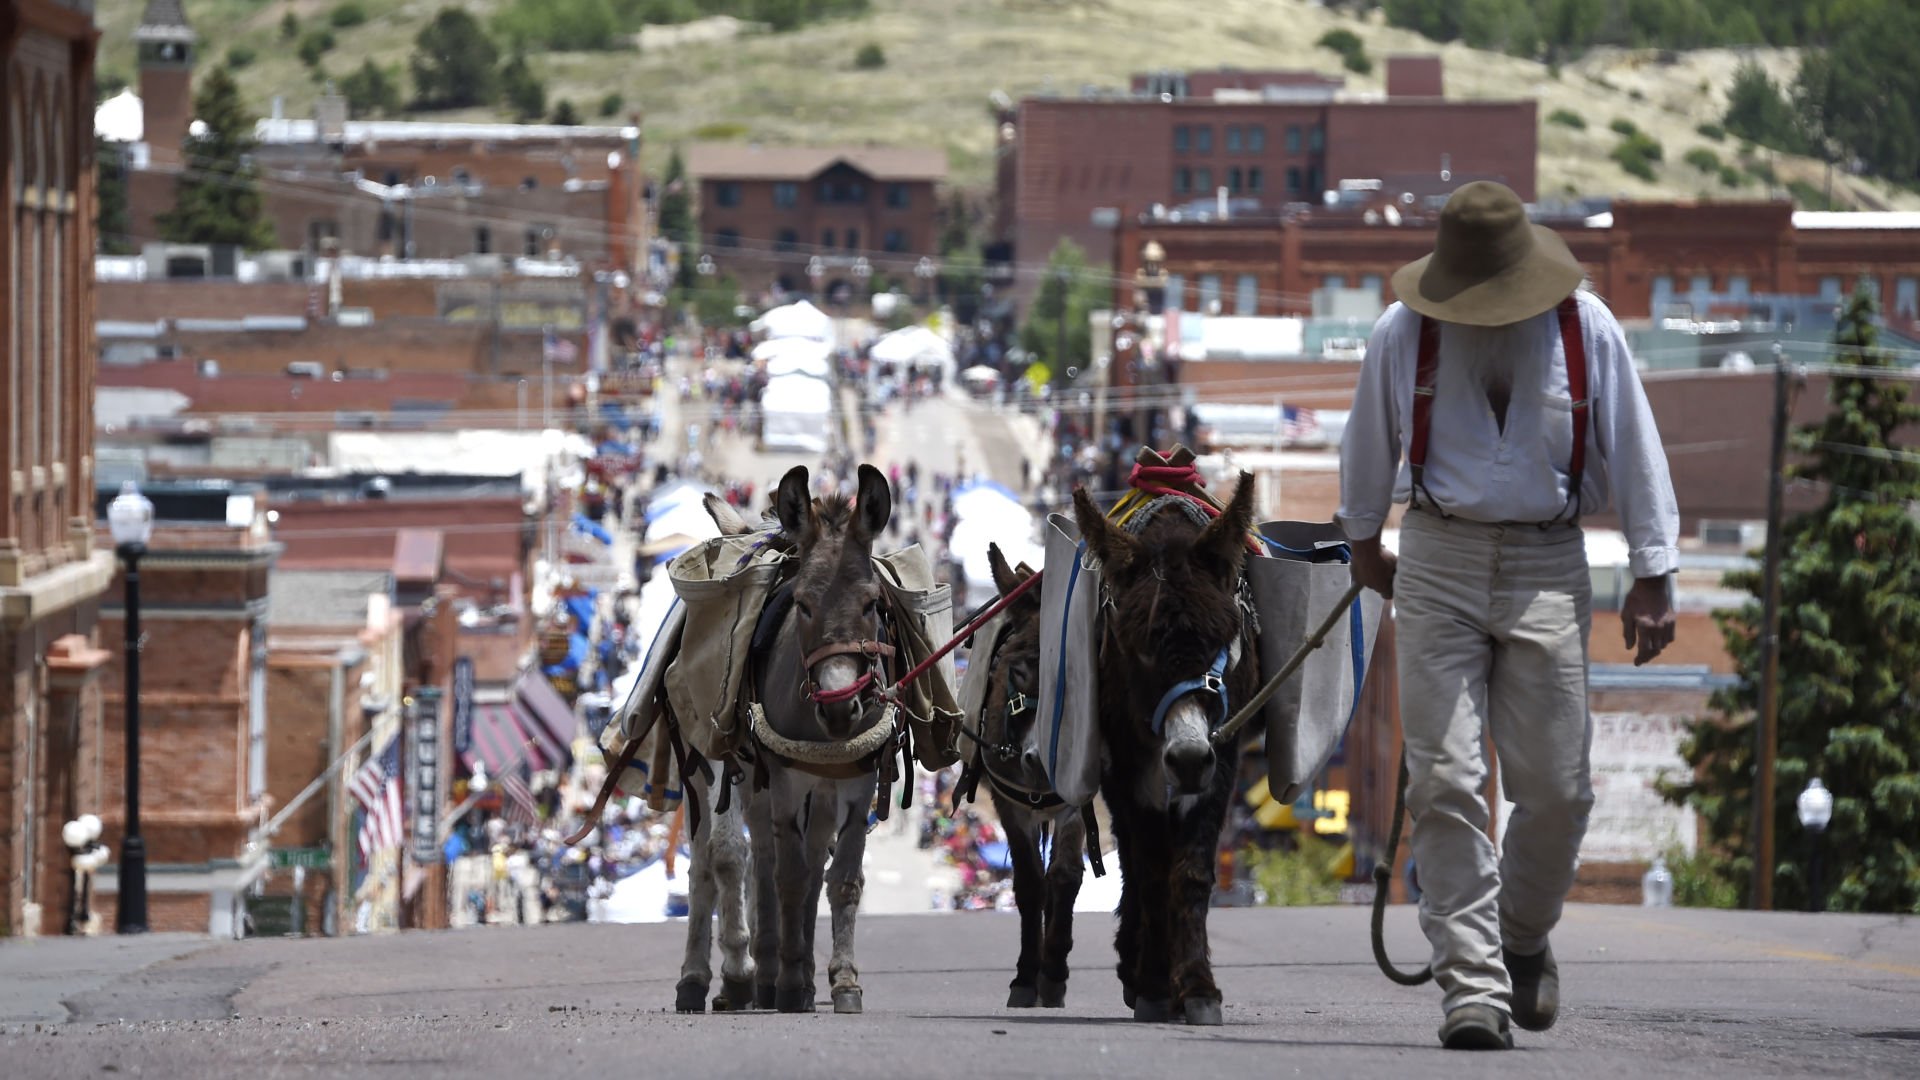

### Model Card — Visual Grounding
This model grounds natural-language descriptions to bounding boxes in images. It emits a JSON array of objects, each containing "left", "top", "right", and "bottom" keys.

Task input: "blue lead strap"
[{"left": 1045, "top": 542, "right": 1086, "bottom": 786}]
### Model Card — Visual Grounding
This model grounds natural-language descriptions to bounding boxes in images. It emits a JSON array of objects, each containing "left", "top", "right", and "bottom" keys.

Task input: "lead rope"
[{"left": 1371, "top": 754, "right": 1433, "bottom": 986}]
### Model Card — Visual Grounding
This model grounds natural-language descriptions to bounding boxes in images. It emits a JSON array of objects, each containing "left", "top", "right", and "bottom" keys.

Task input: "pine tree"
[
  {"left": 411, "top": 8, "right": 500, "bottom": 110},
  {"left": 657, "top": 145, "right": 695, "bottom": 286},
  {"left": 1017, "top": 239, "right": 1104, "bottom": 385},
  {"left": 96, "top": 136, "right": 134, "bottom": 255},
  {"left": 155, "top": 67, "right": 277, "bottom": 250},
  {"left": 499, "top": 53, "right": 547, "bottom": 123},
  {"left": 1665, "top": 287, "right": 1920, "bottom": 913}
]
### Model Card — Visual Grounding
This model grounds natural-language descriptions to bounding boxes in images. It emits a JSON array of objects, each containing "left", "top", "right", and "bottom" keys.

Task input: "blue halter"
[{"left": 1148, "top": 645, "right": 1233, "bottom": 736}]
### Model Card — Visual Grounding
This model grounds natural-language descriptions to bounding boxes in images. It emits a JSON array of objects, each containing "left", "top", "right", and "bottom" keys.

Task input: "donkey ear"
[
  {"left": 1072, "top": 486, "right": 1138, "bottom": 573},
  {"left": 775, "top": 466, "right": 813, "bottom": 539},
  {"left": 703, "top": 493, "right": 751, "bottom": 537},
  {"left": 987, "top": 543, "right": 1022, "bottom": 597},
  {"left": 854, "top": 464, "right": 892, "bottom": 539},
  {"left": 1196, "top": 471, "right": 1257, "bottom": 574}
]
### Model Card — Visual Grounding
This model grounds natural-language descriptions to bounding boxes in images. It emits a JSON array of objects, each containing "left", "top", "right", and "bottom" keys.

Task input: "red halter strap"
[{"left": 1408, "top": 294, "right": 1588, "bottom": 524}]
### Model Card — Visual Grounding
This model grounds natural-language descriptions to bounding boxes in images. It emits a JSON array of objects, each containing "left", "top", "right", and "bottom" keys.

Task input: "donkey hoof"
[
  {"left": 832, "top": 988, "right": 864, "bottom": 1015},
  {"left": 1122, "top": 984, "right": 1137, "bottom": 1010},
  {"left": 1182, "top": 998, "right": 1224, "bottom": 1027},
  {"left": 1037, "top": 976, "right": 1068, "bottom": 1009},
  {"left": 1006, "top": 984, "right": 1040, "bottom": 1009},
  {"left": 674, "top": 977, "right": 709, "bottom": 1014},
  {"left": 755, "top": 983, "right": 778, "bottom": 1011},
  {"left": 775, "top": 986, "right": 817, "bottom": 1013},
  {"left": 714, "top": 976, "right": 757, "bottom": 1012},
  {"left": 1132, "top": 997, "right": 1173, "bottom": 1023}
]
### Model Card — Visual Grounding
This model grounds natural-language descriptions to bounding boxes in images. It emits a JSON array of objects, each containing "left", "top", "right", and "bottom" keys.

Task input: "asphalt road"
[{"left": 3, "top": 904, "right": 1916, "bottom": 1079}]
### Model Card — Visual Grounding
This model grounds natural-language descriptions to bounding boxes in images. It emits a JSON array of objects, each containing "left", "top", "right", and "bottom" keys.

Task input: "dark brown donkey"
[
  {"left": 1071, "top": 475, "right": 1260, "bottom": 1026},
  {"left": 965, "top": 544, "right": 1089, "bottom": 1008}
]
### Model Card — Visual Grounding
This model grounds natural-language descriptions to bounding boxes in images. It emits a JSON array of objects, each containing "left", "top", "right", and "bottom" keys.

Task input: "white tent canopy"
[
  {"left": 868, "top": 326, "right": 955, "bottom": 380},
  {"left": 946, "top": 481, "right": 1042, "bottom": 591},
  {"left": 761, "top": 372, "right": 833, "bottom": 453},
  {"left": 755, "top": 337, "right": 833, "bottom": 377},
  {"left": 752, "top": 299, "right": 834, "bottom": 343}
]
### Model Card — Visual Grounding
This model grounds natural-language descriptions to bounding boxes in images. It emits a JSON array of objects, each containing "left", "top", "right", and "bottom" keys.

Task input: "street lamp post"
[
  {"left": 1796, "top": 777, "right": 1834, "bottom": 913},
  {"left": 107, "top": 482, "right": 155, "bottom": 934}
]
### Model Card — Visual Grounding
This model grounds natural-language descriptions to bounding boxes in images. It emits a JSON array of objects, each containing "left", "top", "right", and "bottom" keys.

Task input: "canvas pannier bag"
[
  {"left": 594, "top": 596, "right": 686, "bottom": 810},
  {"left": 1248, "top": 520, "right": 1385, "bottom": 805},
  {"left": 957, "top": 613, "right": 1009, "bottom": 736},
  {"left": 1036, "top": 512, "right": 1102, "bottom": 806},
  {"left": 872, "top": 545, "right": 963, "bottom": 770},
  {"left": 664, "top": 534, "right": 787, "bottom": 760}
]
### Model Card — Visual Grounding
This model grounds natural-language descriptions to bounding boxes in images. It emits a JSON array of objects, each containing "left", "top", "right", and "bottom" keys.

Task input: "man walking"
[{"left": 1338, "top": 182, "right": 1679, "bottom": 1050}]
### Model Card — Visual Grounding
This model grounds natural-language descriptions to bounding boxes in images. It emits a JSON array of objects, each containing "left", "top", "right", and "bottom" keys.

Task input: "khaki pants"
[{"left": 1394, "top": 509, "right": 1595, "bottom": 1015}]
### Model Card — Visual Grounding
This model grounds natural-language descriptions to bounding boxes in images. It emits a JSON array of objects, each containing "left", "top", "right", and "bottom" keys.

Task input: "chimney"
[
  {"left": 315, "top": 91, "right": 349, "bottom": 146},
  {"left": 135, "top": 0, "right": 198, "bottom": 167},
  {"left": 1385, "top": 55, "right": 1444, "bottom": 99}
]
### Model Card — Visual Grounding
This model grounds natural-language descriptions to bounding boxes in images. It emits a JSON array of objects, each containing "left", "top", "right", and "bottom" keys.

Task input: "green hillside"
[{"left": 94, "top": 0, "right": 1920, "bottom": 211}]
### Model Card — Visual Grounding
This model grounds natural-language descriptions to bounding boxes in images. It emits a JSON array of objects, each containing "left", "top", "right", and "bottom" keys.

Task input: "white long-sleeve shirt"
[{"left": 1337, "top": 291, "right": 1681, "bottom": 578}]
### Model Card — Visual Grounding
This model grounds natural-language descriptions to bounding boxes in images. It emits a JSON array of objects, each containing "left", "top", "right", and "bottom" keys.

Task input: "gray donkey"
[
  {"left": 743, "top": 463, "right": 896, "bottom": 1014},
  {"left": 961, "top": 544, "right": 1091, "bottom": 1008}
]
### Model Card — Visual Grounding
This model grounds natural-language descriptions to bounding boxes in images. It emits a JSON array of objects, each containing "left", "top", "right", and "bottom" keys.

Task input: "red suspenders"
[{"left": 1409, "top": 294, "right": 1589, "bottom": 524}]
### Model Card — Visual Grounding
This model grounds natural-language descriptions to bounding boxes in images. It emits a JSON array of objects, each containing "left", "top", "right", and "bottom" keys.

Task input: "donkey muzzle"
[{"left": 1161, "top": 697, "right": 1216, "bottom": 795}]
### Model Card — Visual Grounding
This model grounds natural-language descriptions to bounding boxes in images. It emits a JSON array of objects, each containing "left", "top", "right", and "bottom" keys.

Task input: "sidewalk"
[{"left": 0, "top": 933, "right": 211, "bottom": 1025}]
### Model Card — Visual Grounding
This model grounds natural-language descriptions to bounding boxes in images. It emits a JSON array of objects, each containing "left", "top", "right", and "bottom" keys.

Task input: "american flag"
[
  {"left": 1282, "top": 405, "right": 1321, "bottom": 445},
  {"left": 500, "top": 765, "right": 540, "bottom": 828},
  {"left": 347, "top": 737, "right": 405, "bottom": 862},
  {"left": 543, "top": 327, "right": 579, "bottom": 366}
]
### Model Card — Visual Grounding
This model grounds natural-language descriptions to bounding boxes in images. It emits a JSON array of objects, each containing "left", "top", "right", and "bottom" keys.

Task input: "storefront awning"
[
  {"left": 514, "top": 671, "right": 579, "bottom": 766},
  {"left": 463, "top": 704, "right": 535, "bottom": 774}
]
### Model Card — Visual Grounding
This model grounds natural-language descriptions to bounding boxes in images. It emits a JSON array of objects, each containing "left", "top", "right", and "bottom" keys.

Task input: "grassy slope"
[{"left": 94, "top": 0, "right": 1920, "bottom": 210}]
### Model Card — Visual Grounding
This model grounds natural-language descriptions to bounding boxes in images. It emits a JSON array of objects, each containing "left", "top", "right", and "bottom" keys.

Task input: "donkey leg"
[
  {"left": 710, "top": 792, "right": 757, "bottom": 1011},
  {"left": 824, "top": 784, "right": 872, "bottom": 1015},
  {"left": 1126, "top": 808, "right": 1176, "bottom": 1022},
  {"left": 1038, "top": 808, "right": 1089, "bottom": 1009},
  {"left": 772, "top": 796, "right": 818, "bottom": 1013},
  {"left": 1168, "top": 791, "right": 1231, "bottom": 1026},
  {"left": 997, "top": 805, "right": 1046, "bottom": 1008},
  {"left": 748, "top": 789, "right": 781, "bottom": 1010},
  {"left": 675, "top": 800, "right": 720, "bottom": 1013},
  {"left": 1107, "top": 796, "right": 1142, "bottom": 1011}
]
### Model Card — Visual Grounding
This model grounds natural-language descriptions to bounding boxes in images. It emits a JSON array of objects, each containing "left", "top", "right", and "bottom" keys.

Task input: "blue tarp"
[
  {"left": 543, "top": 631, "right": 591, "bottom": 677},
  {"left": 564, "top": 591, "right": 597, "bottom": 629},
  {"left": 571, "top": 514, "right": 614, "bottom": 545}
]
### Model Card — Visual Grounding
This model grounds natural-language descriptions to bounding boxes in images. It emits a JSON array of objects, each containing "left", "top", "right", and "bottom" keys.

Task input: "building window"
[
  {"left": 845, "top": 228, "right": 860, "bottom": 251},
  {"left": 716, "top": 229, "right": 740, "bottom": 248},
  {"left": 1896, "top": 277, "right": 1919, "bottom": 319},
  {"left": 1248, "top": 167, "right": 1264, "bottom": 193},
  {"left": 1167, "top": 274, "right": 1185, "bottom": 312},
  {"left": 1651, "top": 274, "right": 1675, "bottom": 310},
  {"left": 1286, "top": 166, "right": 1303, "bottom": 194},
  {"left": 1248, "top": 124, "right": 1266, "bottom": 152},
  {"left": 886, "top": 183, "right": 910, "bottom": 209},
  {"left": 775, "top": 228, "right": 799, "bottom": 252},
  {"left": 1818, "top": 276, "right": 1841, "bottom": 301},
  {"left": 1729, "top": 274, "right": 1751, "bottom": 300},
  {"left": 1199, "top": 273, "right": 1222, "bottom": 313},
  {"left": 524, "top": 227, "right": 540, "bottom": 256},
  {"left": 883, "top": 229, "right": 906, "bottom": 252},
  {"left": 1310, "top": 126, "right": 1324, "bottom": 152},
  {"left": 1322, "top": 275, "right": 1347, "bottom": 289},
  {"left": 774, "top": 182, "right": 798, "bottom": 208},
  {"left": 1174, "top": 167, "right": 1192, "bottom": 194},
  {"left": 1194, "top": 126, "right": 1213, "bottom": 154},
  {"left": 1228, "top": 167, "right": 1243, "bottom": 193},
  {"left": 1194, "top": 167, "right": 1213, "bottom": 193},
  {"left": 1360, "top": 273, "right": 1383, "bottom": 298},
  {"left": 715, "top": 182, "right": 742, "bottom": 208},
  {"left": 1286, "top": 125, "right": 1302, "bottom": 153},
  {"left": 1306, "top": 165, "right": 1322, "bottom": 195},
  {"left": 1690, "top": 273, "right": 1712, "bottom": 297},
  {"left": 822, "top": 228, "right": 836, "bottom": 248},
  {"left": 1235, "top": 274, "right": 1257, "bottom": 315},
  {"left": 1226, "top": 125, "right": 1242, "bottom": 153},
  {"left": 1174, "top": 125, "right": 1190, "bottom": 154},
  {"left": 475, "top": 225, "right": 491, "bottom": 254}
]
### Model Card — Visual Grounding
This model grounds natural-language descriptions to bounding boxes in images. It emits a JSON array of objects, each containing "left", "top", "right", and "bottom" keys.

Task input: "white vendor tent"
[
  {"left": 752, "top": 299, "right": 834, "bottom": 342},
  {"left": 756, "top": 337, "right": 833, "bottom": 377},
  {"left": 868, "top": 326, "right": 955, "bottom": 382},
  {"left": 761, "top": 372, "right": 834, "bottom": 453},
  {"left": 946, "top": 481, "right": 1043, "bottom": 591}
]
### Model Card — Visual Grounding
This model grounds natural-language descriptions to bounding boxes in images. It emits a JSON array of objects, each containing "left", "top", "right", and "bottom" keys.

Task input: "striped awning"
[
  {"left": 513, "top": 671, "right": 578, "bottom": 767},
  {"left": 463, "top": 704, "right": 536, "bottom": 774}
]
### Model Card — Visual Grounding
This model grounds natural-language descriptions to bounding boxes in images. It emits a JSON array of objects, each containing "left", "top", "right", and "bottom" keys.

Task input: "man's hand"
[
  {"left": 1350, "top": 534, "right": 1398, "bottom": 599},
  {"left": 1621, "top": 575, "right": 1677, "bottom": 666}
]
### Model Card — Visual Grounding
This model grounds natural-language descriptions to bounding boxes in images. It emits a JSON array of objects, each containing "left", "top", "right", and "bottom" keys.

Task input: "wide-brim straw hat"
[{"left": 1391, "top": 181, "right": 1585, "bottom": 327}]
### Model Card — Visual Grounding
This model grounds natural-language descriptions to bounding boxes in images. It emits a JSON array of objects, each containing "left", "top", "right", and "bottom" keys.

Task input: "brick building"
[
  {"left": 2, "top": 0, "right": 119, "bottom": 938},
  {"left": 110, "top": 3, "right": 646, "bottom": 272},
  {"left": 997, "top": 59, "right": 1536, "bottom": 302},
  {"left": 1113, "top": 200, "right": 1920, "bottom": 323},
  {"left": 688, "top": 144, "right": 946, "bottom": 299},
  {"left": 89, "top": 482, "right": 280, "bottom": 936}
]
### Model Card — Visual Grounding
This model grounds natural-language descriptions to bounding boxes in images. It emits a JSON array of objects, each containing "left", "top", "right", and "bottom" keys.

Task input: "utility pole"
[{"left": 1752, "top": 343, "right": 1791, "bottom": 911}]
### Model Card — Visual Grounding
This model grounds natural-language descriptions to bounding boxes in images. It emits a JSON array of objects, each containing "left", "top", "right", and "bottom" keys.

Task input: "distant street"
[{"left": 4, "top": 905, "right": 1917, "bottom": 1077}]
